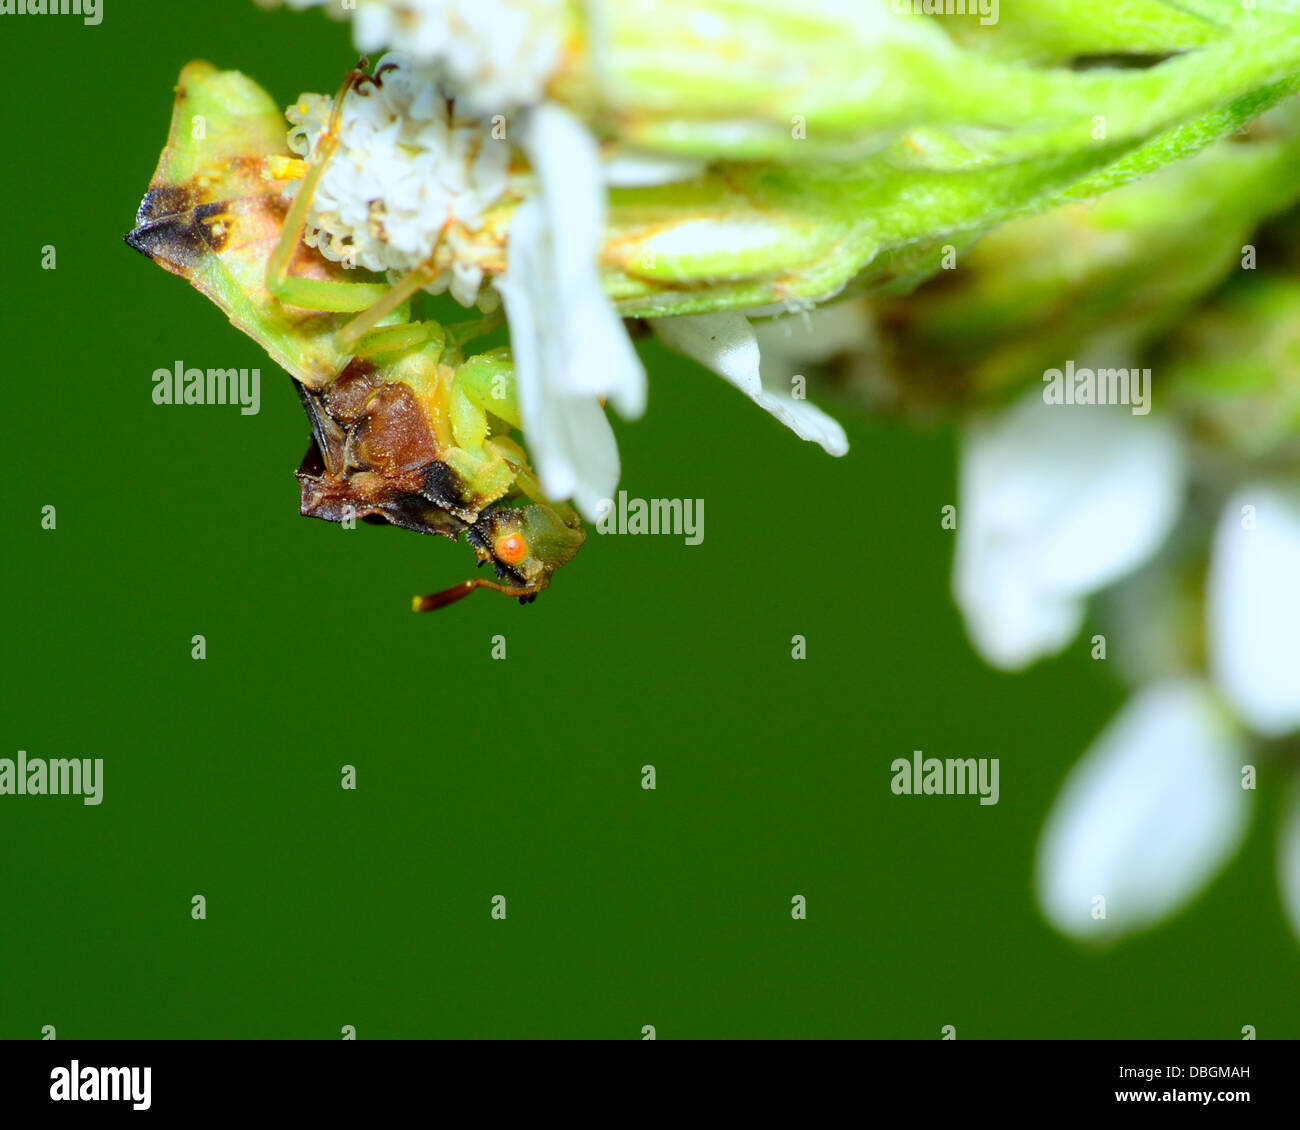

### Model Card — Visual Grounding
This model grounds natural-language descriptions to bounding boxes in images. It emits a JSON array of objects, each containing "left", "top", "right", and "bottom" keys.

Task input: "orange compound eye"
[{"left": 494, "top": 533, "right": 528, "bottom": 566}]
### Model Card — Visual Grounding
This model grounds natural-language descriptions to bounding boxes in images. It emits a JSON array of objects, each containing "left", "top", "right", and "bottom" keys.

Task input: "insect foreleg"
[
  {"left": 266, "top": 64, "right": 391, "bottom": 315},
  {"left": 450, "top": 349, "right": 521, "bottom": 447},
  {"left": 348, "top": 320, "right": 447, "bottom": 362},
  {"left": 331, "top": 257, "right": 447, "bottom": 353},
  {"left": 448, "top": 353, "right": 581, "bottom": 523}
]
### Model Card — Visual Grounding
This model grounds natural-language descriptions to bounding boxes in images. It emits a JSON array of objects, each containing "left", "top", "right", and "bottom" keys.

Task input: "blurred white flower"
[
  {"left": 1036, "top": 679, "right": 1251, "bottom": 942},
  {"left": 1023, "top": 478, "right": 1300, "bottom": 946},
  {"left": 952, "top": 390, "right": 1186, "bottom": 670},
  {"left": 942, "top": 392, "right": 1300, "bottom": 945},
  {"left": 651, "top": 310, "right": 852, "bottom": 457},
  {"left": 955, "top": 397, "right": 1300, "bottom": 945},
  {"left": 1278, "top": 780, "right": 1300, "bottom": 944},
  {"left": 1207, "top": 485, "right": 1300, "bottom": 739}
]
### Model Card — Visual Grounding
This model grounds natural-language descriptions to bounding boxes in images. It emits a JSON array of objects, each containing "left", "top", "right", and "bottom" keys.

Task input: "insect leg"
[
  {"left": 411, "top": 577, "right": 538, "bottom": 612},
  {"left": 347, "top": 320, "right": 447, "bottom": 361},
  {"left": 450, "top": 349, "right": 521, "bottom": 448},
  {"left": 448, "top": 354, "right": 580, "bottom": 522},
  {"left": 266, "top": 64, "right": 391, "bottom": 313}
]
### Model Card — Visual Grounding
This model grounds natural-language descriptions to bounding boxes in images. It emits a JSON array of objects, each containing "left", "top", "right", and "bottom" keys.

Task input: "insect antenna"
[{"left": 412, "top": 578, "right": 538, "bottom": 612}]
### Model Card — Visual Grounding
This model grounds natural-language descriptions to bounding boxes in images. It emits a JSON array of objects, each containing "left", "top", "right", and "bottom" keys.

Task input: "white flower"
[
  {"left": 1207, "top": 485, "right": 1300, "bottom": 738},
  {"left": 1036, "top": 679, "right": 1251, "bottom": 941},
  {"left": 496, "top": 102, "right": 646, "bottom": 520},
  {"left": 287, "top": 54, "right": 511, "bottom": 308},
  {"left": 1020, "top": 477, "right": 1300, "bottom": 947},
  {"left": 952, "top": 390, "right": 1186, "bottom": 671},
  {"left": 1278, "top": 780, "right": 1300, "bottom": 944},
  {"left": 650, "top": 311, "right": 852, "bottom": 457},
  {"left": 268, "top": 0, "right": 566, "bottom": 114}
]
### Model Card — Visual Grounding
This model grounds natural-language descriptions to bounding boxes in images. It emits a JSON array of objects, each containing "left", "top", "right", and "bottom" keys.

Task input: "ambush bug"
[{"left": 126, "top": 60, "right": 584, "bottom": 609}]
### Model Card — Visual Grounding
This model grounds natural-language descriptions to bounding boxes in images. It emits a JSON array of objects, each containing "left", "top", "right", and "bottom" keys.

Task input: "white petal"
[
  {"left": 496, "top": 198, "right": 620, "bottom": 522},
  {"left": 653, "top": 312, "right": 760, "bottom": 393},
  {"left": 497, "top": 103, "right": 647, "bottom": 521},
  {"left": 954, "top": 391, "right": 1186, "bottom": 670},
  {"left": 1207, "top": 486, "right": 1300, "bottom": 737},
  {"left": 750, "top": 300, "right": 871, "bottom": 366},
  {"left": 652, "top": 313, "right": 849, "bottom": 456},
  {"left": 1036, "top": 680, "right": 1251, "bottom": 941},
  {"left": 1278, "top": 778, "right": 1300, "bottom": 945},
  {"left": 519, "top": 102, "right": 645, "bottom": 417},
  {"left": 960, "top": 551, "right": 1085, "bottom": 666}
]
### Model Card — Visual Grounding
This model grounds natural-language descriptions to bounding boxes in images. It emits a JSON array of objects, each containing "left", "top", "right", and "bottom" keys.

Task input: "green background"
[{"left": 2, "top": 0, "right": 1296, "bottom": 1039}]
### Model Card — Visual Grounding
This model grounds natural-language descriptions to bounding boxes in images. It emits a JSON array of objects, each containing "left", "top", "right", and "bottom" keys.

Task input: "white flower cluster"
[
  {"left": 287, "top": 54, "right": 511, "bottom": 308},
  {"left": 271, "top": 0, "right": 566, "bottom": 114}
]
